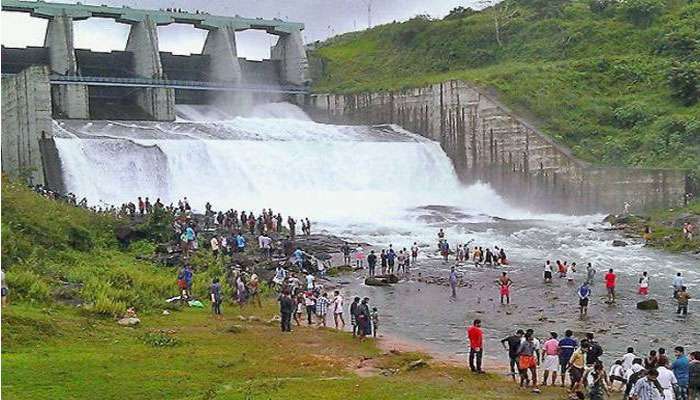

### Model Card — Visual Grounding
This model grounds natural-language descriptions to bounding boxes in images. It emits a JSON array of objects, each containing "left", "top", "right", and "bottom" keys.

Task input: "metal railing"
[{"left": 48, "top": 75, "right": 309, "bottom": 94}]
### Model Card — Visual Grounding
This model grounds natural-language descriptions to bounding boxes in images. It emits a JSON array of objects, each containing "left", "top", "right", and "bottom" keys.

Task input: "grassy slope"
[
  {"left": 1, "top": 180, "right": 564, "bottom": 399},
  {"left": 312, "top": 0, "right": 700, "bottom": 177}
]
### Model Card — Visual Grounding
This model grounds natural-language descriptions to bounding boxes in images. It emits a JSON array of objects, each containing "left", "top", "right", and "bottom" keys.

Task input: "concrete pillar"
[
  {"left": 124, "top": 17, "right": 175, "bottom": 121},
  {"left": 43, "top": 15, "right": 90, "bottom": 118},
  {"left": 271, "top": 29, "right": 308, "bottom": 86},
  {"left": 202, "top": 27, "right": 243, "bottom": 83},
  {"left": 44, "top": 14, "right": 77, "bottom": 75},
  {"left": 51, "top": 85, "right": 90, "bottom": 119}
]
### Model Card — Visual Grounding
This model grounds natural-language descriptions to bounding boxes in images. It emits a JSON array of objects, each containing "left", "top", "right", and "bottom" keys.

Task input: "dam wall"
[
  {"left": 1, "top": 66, "right": 52, "bottom": 186},
  {"left": 306, "top": 80, "right": 687, "bottom": 214}
]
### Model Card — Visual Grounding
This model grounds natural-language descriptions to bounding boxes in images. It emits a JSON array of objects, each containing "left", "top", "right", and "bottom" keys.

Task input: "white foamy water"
[{"left": 53, "top": 103, "right": 699, "bottom": 281}]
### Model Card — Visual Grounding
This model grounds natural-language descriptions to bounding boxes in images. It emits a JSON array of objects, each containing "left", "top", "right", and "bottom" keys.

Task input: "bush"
[
  {"left": 6, "top": 269, "right": 51, "bottom": 303},
  {"left": 619, "top": 0, "right": 665, "bottom": 27},
  {"left": 668, "top": 61, "right": 700, "bottom": 106},
  {"left": 612, "top": 102, "right": 656, "bottom": 128},
  {"left": 93, "top": 290, "right": 127, "bottom": 318},
  {"left": 67, "top": 226, "right": 93, "bottom": 251},
  {"left": 142, "top": 331, "right": 178, "bottom": 347}
]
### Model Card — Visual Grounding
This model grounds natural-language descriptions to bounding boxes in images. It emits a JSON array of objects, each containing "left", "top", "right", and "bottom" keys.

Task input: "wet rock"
[
  {"left": 365, "top": 277, "right": 391, "bottom": 286},
  {"left": 612, "top": 240, "right": 628, "bottom": 247},
  {"left": 117, "top": 317, "right": 140, "bottom": 326},
  {"left": 637, "top": 299, "right": 659, "bottom": 310},
  {"left": 375, "top": 274, "right": 399, "bottom": 284}
]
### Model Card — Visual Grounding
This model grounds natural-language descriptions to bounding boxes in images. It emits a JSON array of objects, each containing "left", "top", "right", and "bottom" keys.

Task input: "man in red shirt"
[
  {"left": 467, "top": 319, "right": 485, "bottom": 373},
  {"left": 605, "top": 268, "right": 617, "bottom": 303}
]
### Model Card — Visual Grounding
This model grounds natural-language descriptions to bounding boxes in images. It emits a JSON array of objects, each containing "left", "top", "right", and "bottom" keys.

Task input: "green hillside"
[{"left": 311, "top": 0, "right": 700, "bottom": 178}]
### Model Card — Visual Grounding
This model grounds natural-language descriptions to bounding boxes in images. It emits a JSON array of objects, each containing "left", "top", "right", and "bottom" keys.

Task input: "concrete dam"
[{"left": 0, "top": 1, "right": 689, "bottom": 214}]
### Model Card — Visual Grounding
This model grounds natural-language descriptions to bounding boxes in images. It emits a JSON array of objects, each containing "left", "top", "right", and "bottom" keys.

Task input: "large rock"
[
  {"left": 636, "top": 299, "right": 659, "bottom": 310},
  {"left": 365, "top": 277, "right": 391, "bottom": 286},
  {"left": 117, "top": 317, "right": 141, "bottom": 326},
  {"left": 612, "top": 240, "right": 628, "bottom": 247},
  {"left": 406, "top": 359, "right": 427, "bottom": 370},
  {"left": 375, "top": 274, "right": 399, "bottom": 284}
]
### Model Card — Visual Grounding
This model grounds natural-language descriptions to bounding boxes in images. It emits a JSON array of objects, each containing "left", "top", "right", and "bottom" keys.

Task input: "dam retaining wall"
[{"left": 305, "top": 80, "right": 687, "bottom": 214}]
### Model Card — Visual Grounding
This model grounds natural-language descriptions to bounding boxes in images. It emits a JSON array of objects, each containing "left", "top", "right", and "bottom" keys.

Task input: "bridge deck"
[{"left": 1, "top": 0, "right": 304, "bottom": 33}]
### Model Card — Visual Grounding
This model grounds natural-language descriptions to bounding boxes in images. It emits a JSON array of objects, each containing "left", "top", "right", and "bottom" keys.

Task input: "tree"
[
  {"left": 444, "top": 6, "right": 477, "bottom": 20},
  {"left": 619, "top": 0, "right": 665, "bottom": 27},
  {"left": 478, "top": 0, "right": 520, "bottom": 47},
  {"left": 668, "top": 61, "right": 700, "bottom": 106}
]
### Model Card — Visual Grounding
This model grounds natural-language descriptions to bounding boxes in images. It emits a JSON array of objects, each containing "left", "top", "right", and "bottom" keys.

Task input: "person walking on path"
[{"left": 467, "top": 319, "right": 484, "bottom": 373}]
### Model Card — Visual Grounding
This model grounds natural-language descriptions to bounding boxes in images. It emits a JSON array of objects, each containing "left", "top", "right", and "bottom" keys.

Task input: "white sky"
[{"left": 1, "top": 0, "right": 483, "bottom": 60}]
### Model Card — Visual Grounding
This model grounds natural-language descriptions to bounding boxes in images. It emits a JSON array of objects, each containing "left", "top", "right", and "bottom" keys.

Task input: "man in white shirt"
[
  {"left": 623, "top": 347, "right": 638, "bottom": 371},
  {"left": 672, "top": 272, "right": 684, "bottom": 298},
  {"left": 543, "top": 260, "right": 553, "bottom": 283},
  {"left": 332, "top": 290, "right": 345, "bottom": 329},
  {"left": 657, "top": 356, "right": 678, "bottom": 400},
  {"left": 306, "top": 272, "right": 315, "bottom": 290}
]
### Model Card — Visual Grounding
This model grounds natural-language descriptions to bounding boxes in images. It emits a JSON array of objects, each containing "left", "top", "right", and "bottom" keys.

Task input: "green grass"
[
  {"left": 311, "top": 0, "right": 700, "bottom": 178},
  {"left": 1, "top": 302, "right": 565, "bottom": 400}
]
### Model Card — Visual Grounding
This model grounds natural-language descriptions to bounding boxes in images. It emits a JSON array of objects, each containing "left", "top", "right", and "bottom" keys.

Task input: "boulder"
[
  {"left": 117, "top": 317, "right": 141, "bottom": 326},
  {"left": 406, "top": 359, "right": 427, "bottom": 370},
  {"left": 365, "top": 277, "right": 391, "bottom": 287},
  {"left": 376, "top": 274, "right": 399, "bottom": 284},
  {"left": 612, "top": 240, "right": 628, "bottom": 247},
  {"left": 636, "top": 299, "right": 659, "bottom": 310}
]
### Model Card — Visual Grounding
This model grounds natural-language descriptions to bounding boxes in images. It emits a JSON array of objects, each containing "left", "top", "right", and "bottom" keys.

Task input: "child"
[
  {"left": 370, "top": 307, "right": 379, "bottom": 338},
  {"left": 294, "top": 294, "right": 304, "bottom": 326}
]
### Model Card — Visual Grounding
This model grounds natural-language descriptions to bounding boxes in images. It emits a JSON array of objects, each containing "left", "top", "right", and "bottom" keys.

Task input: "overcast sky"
[{"left": 1, "top": 0, "right": 482, "bottom": 60}]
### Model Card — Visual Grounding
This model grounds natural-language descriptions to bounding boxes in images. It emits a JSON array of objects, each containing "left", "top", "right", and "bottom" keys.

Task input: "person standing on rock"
[
  {"left": 411, "top": 242, "right": 419, "bottom": 264},
  {"left": 639, "top": 271, "right": 650, "bottom": 296},
  {"left": 235, "top": 232, "right": 246, "bottom": 253},
  {"left": 578, "top": 281, "right": 591, "bottom": 318},
  {"left": 386, "top": 246, "right": 396, "bottom": 274},
  {"left": 357, "top": 297, "right": 371, "bottom": 340},
  {"left": 498, "top": 272, "right": 513, "bottom": 305},
  {"left": 332, "top": 290, "right": 345, "bottom": 330},
  {"left": 449, "top": 266, "right": 458, "bottom": 298},
  {"left": 380, "top": 249, "right": 388, "bottom": 275},
  {"left": 605, "top": 268, "right": 617, "bottom": 303},
  {"left": 341, "top": 243, "right": 352, "bottom": 266},
  {"left": 354, "top": 245, "right": 365, "bottom": 269},
  {"left": 367, "top": 250, "right": 377, "bottom": 277},
  {"left": 467, "top": 319, "right": 485, "bottom": 373}
]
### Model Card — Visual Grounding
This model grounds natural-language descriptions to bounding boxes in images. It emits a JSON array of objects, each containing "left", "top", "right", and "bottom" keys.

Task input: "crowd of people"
[{"left": 471, "top": 320, "right": 700, "bottom": 400}]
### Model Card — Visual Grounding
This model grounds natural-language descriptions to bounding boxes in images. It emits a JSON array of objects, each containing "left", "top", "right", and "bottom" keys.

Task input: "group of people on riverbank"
[
  {"left": 436, "top": 229, "right": 509, "bottom": 267},
  {"left": 468, "top": 320, "right": 700, "bottom": 399}
]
